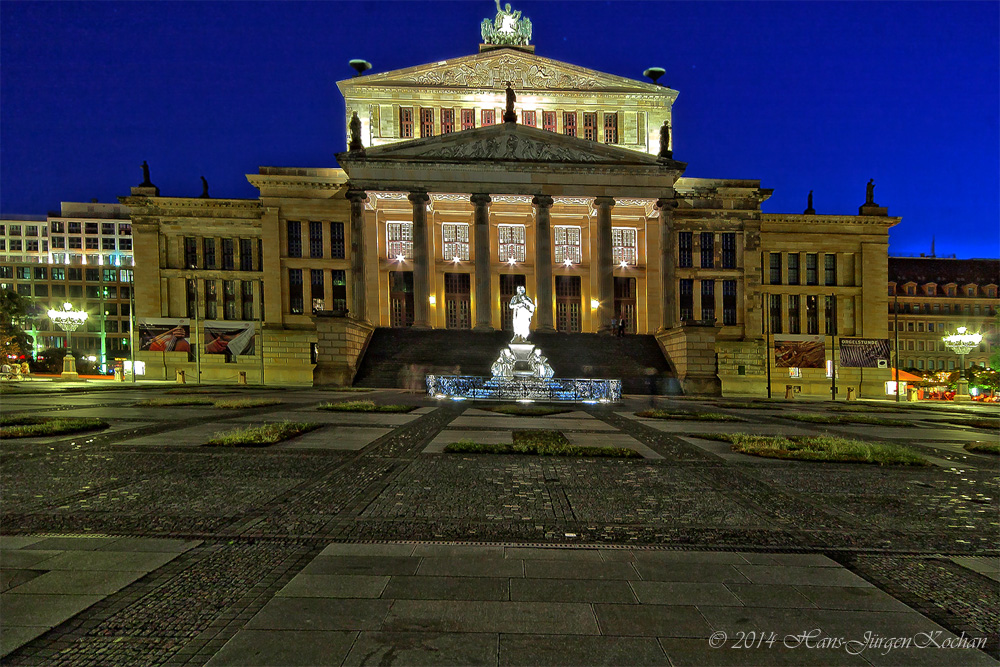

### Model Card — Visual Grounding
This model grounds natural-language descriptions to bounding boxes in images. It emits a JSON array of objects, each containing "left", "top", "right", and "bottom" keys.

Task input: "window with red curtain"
[
  {"left": 481, "top": 109, "right": 496, "bottom": 126},
  {"left": 542, "top": 111, "right": 556, "bottom": 132},
  {"left": 461, "top": 109, "right": 475, "bottom": 130},
  {"left": 419, "top": 108, "right": 434, "bottom": 137},
  {"left": 563, "top": 111, "right": 577, "bottom": 137},
  {"left": 441, "top": 108, "right": 455, "bottom": 134},
  {"left": 399, "top": 107, "right": 413, "bottom": 138},
  {"left": 582, "top": 112, "right": 597, "bottom": 141},
  {"left": 522, "top": 110, "right": 536, "bottom": 127}
]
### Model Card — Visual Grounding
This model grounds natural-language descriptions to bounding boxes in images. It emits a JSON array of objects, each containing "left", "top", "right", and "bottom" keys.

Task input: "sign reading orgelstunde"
[{"left": 839, "top": 338, "right": 891, "bottom": 368}]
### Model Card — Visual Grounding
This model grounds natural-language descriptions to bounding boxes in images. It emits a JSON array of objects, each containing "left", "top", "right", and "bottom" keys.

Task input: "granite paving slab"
[
  {"left": 416, "top": 556, "right": 525, "bottom": 578},
  {"left": 275, "top": 574, "right": 390, "bottom": 598},
  {"left": 950, "top": 556, "right": 1000, "bottom": 583},
  {"left": 245, "top": 597, "right": 392, "bottom": 631},
  {"left": 563, "top": 431, "right": 664, "bottom": 459},
  {"left": 114, "top": 424, "right": 231, "bottom": 447},
  {"left": 500, "top": 634, "right": 669, "bottom": 665},
  {"left": 231, "top": 411, "right": 421, "bottom": 426},
  {"left": 448, "top": 415, "right": 618, "bottom": 431},
  {"left": 381, "top": 599, "right": 601, "bottom": 634},
  {"left": 509, "top": 578, "right": 637, "bottom": 603},
  {"left": 277, "top": 425, "right": 392, "bottom": 450},
  {"left": 344, "top": 631, "right": 498, "bottom": 666},
  {"left": 205, "top": 629, "right": 358, "bottom": 667},
  {"left": 593, "top": 603, "right": 714, "bottom": 637},
  {"left": 381, "top": 575, "right": 509, "bottom": 601}
]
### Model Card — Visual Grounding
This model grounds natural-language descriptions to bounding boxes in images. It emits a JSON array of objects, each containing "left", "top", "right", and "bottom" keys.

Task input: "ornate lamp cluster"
[
  {"left": 47, "top": 303, "right": 88, "bottom": 332},
  {"left": 941, "top": 326, "right": 982, "bottom": 356}
]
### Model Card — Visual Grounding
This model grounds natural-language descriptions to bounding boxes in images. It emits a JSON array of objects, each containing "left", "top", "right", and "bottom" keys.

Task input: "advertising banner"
[
  {"left": 202, "top": 321, "right": 256, "bottom": 362},
  {"left": 839, "top": 338, "right": 891, "bottom": 368},
  {"left": 137, "top": 318, "right": 192, "bottom": 357},
  {"left": 774, "top": 335, "right": 825, "bottom": 368}
]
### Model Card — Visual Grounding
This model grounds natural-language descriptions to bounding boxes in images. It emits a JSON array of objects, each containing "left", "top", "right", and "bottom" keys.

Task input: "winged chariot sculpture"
[{"left": 481, "top": 0, "right": 532, "bottom": 46}]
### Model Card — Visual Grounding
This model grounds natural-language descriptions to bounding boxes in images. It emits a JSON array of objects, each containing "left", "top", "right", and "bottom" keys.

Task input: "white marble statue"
[
  {"left": 491, "top": 348, "right": 516, "bottom": 377},
  {"left": 532, "top": 349, "right": 554, "bottom": 378},
  {"left": 508, "top": 285, "right": 535, "bottom": 343}
]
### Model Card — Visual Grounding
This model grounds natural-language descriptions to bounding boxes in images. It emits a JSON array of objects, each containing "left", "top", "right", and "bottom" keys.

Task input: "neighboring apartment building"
[
  {"left": 120, "top": 6, "right": 897, "bottom": 394},
  {"left": 0, "top": 202, "right": 134, "bottom": 368},
  {"left": 888, "top": 257, "right": 999, "bottom": 373}
]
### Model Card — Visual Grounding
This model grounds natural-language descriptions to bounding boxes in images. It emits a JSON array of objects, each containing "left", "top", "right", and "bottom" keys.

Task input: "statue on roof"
[
  {"left": 658, "top": 121, "right": 672, "bottom": 159},
  {"left": 349, "top": 111, "right": 364, "bottom": 152},
  {"left": 140, "top": 161, "right": 153, "bottom": 186},
  {"left": 200, "top": 176, "right": 210, "bottom": 198},
  {"left": 481, "top": 1, "right": 532, "bottom": 46},
  {"left": 865, "top": 179, "right": 877, "bottom": 206}
]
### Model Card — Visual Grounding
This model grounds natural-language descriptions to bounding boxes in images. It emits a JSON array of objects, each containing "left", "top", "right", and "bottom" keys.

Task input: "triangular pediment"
[
  {"left": 338, "top": 48, "right": 672, "bottom": 95},
  {"left": 339, "top": 122, "right": 678, "bottom": 167}
]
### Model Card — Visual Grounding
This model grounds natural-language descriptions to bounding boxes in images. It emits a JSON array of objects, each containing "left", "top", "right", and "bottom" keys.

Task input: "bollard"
[
  {"left": 847, "top": 387, "right": 855, "bottom": 401},
  {"left": 114, "top": 368, "right": 124, "bottom": 382},
  {"left": 238, "top": 371, "right": 247, "bottom": 385},
  {"left": 784, "top": 384, "right": 794, "bottom": 400},
  {"left": 176, "top": 369, "right": 186, "bottom": 384}
]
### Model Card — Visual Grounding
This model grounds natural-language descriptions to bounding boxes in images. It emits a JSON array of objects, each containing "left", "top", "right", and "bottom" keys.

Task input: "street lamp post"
[
  {"left": 942, "top": 326, "right": 983, "bottom": 401},
  {"left": 47, "top": 303, "right": 88, "bottom": 381}
]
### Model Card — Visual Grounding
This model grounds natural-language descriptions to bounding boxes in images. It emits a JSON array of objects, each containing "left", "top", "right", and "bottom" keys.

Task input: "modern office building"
[
  {"left": 0, "top": 202, "right": 134, "bottom": 368},
  {"left": 121, "top": 5, "right": 899, "bottom": 394},
  {"left": 888, "top": 257, "right": 999, "bottom": 373}
]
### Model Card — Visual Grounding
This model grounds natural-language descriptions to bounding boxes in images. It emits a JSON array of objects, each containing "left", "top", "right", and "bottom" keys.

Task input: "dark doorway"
[
  {"left": 614, "top": 277, "right": 636, "bottom": 334},
  {"left": 555, "top": 275, "right": 581, "bottom": 332},
  {"left": 444, "top": 272, "right": 471, "bottom": 329},
  {"left": 389, "top": 271, "right": 414, "bottom": 327}
]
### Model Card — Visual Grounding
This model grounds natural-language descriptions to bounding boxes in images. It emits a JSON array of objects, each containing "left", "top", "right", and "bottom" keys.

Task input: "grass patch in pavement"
[
  {"left": 780, "top": 413, "right": 912, "bottom": 427},
  {"left": 964, "top": 442, "right": 1000, "bottom": 455},
  {"left": 445, "top": 429, "right": 640, "bottom": 458},
  {"left": 205, "top": 421, "right": 322, "bottom": 446},
  {"left": 0, "top": 415, "right": 109, "bottom": 438},
  {"left": 636, "top": 408, "right": 743, "bottom": 421},
  {"left": 213, "top": 398, "right": 284, "bottom": 409},
  {"left": 317, "top": 400, "right": 414, "bottom": 413},
  {"left": 316, "top": 386, "right": 374, "bottom": 392},
  {"left": 710, "top": 402, "right": 776, "bottom": 410},
  {"left": 481, "top": 404, "right": 573, "bottom": 416},
  {"left": 698, "top": 432, "right": 929, "bottom": 465}
]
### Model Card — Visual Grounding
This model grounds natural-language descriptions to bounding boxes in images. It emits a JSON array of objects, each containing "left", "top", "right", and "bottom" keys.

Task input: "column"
[
  {"left": 657, "top": 198, "right": 678, "bottom": 330},
  {"left": 594, "top": 196, "right": 615, "bottom": 333},
  {"left": 409, "top": 191, "right": 432, "bottom": 328},
  {"left": 532, "top": 195, "right": 555, "bottom": 332},
  {"left": 471, "top": 193, "right": 493, "bottom": 331},
  {"left": 347, "top": 189, "right": 368, "bottom": 322}
]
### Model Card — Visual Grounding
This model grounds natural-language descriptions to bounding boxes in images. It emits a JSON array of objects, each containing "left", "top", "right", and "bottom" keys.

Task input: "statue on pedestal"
[
  {"left": 509, "top": 285, "right": 535, "bottom": 343},
  {"left": 503, "top": 82, "right": 517, "bottom": 123},
  {"left": 140, "top": 160, "right": 153, "bottom": 186},
  {"left": 349, "top": 111, "right": 364, "bottom": 152},
  {"left": 200, "top": 176, "right": 210, "bottom": 198},
  {"left": 659, "top": 121, "right": 672, "bottom": 159},
  {"left": 865, "top": 179, "right": 876, "bottom": 206}
]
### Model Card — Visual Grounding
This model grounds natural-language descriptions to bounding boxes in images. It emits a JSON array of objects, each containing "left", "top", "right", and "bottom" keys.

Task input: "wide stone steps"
[{"left": 352, "top": 328, "right": 679, "bottom": 394}]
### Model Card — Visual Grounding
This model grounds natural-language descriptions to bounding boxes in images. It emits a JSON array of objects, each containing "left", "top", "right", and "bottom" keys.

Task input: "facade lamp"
[
  {"left": 563, "top": 258, "right": 573, "bottom": 267},
  {"left": 619, "top": 260, "right": 628, "bottom": 268},
  {"left": 590, "top": 299, "right": 600, "bottom": 309},
  {"left": 395, "top": 254, "right": 405, "bottom": 262}
]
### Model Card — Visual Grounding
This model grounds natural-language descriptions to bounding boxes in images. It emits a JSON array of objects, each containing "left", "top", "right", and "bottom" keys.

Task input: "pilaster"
[
  {"left": 409, "top": 191, "right": 432, "bottom": 328},
  {"left": 533, "top": 194, "right": 555, "bottom": 332},
  {"left": 472, "top": 193, "right": 493, "bottom": 331}
]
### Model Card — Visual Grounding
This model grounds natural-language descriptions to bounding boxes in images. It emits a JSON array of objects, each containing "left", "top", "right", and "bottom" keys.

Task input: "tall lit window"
[
  {"left": 542, "top": 111, "right": 556, "bottom": 132},
  {"left": 678, "top": 232, "right": 692, "bottom": 268},
  {"left": 554, "top": 226, "right": 582, "bottom": 263},
  {"left": 222, "top": 238, "right": 235, "bottom": 270},
  {"left": 788, "top": 294, "right": 800, "bottom": 334},
  {"left": 288, "top": 269, "right": 303, "bottom": 314},
  {"left": 700, "top": 232, "right": 714, "bottom": 268},
  {"left": 701, "top": 280, "right": 715, "bottom": 322},
  {"left": 311, "top": 269, "right": 325, "bottom": 312},
  {"left": 287, "top": 221, "right": 301, "bottom": 258},
  {"left": 769, "top": 253, "right": 782, "bottom": 284},
  {"left": 241, "top": 281, "right": 254, "bottom": 320},
  {"left": 806, "top": 295, "right": 819, "bottom": 334},
  {"left": 806, "top": 253, "right": 818, "bottom": 285},
  {"left": 604, "top": 113, "right": 619, "bottom": 143},
  {"left": 419, "top": 108, "right": 434, "bottom": 137},
  {"left": 582, "top": 112, "right": 597, "bottom": 141},
  {"left": 205, "top": 280, "right": 217, "bottom": 319},
  {"left": 612, "top": 227, "right": 637, "bottom": 265},
  {"left": 498, "top": 224, "right": 526, "bottom": 262},
  {"left": 481, "top": 109, "right": 496, "bottom": 126},
  {"left": 399, "top": 107, "right": 414, "bottom": 138},
  {"left": 679, "top": 279, "right": 693, "bottom": 321},
  {"left": 721, "top": 233, "right": 736, "bottom": 269},
  {"left": 522, "top": 110, "right": 536, "bottom": 127},
  {"left": 441, "top": 108, "right": 455, "bottom": 134},
  {"left": 224, "top": 280, "right": 237, "bottom": 320},
  {"left": 769, "top": 294, "right": 782, "bottom": 334},
  {"left": 309, "top": 221, "right": 324, "bottom": 258},
  {"left": 240, "top": 238, "right": 254, "bottom": 270},
  {"left": 787, "top": 253, "right": 799, "bottom": 285},
  {"left": 332, "top": 269, "right": 347, "bottom": 312},
  {"left": 184, "top": 237, "right": 198, "bottom": 269},
  {"left": 722, "top": 280, "right": 737, "bottom": 325},
  {"left": 330, "top": 222, "right": 345, "bottom": 259},
  {"left": 563, "top": 111, "right": 577, "bottom": 137},
  {"left": 203, "top": 238, "right": 216, "bottom": 269},
  {"left": 442, "top": 223, "right": 469, "bottom": 261},
  {"left": 824, "top": 253, "right": 837, "bottom": 286},
  {"left": 386, "top": 222, "right": 413, "bottom": 259},
  {"left": 461, "top": 108, "right": 475, "bottom": 130}
]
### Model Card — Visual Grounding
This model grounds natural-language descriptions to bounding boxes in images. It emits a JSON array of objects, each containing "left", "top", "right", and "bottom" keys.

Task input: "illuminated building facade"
[
  {"left": 122, "top": 13, "right": 899, "bottom": 394},
  {"left": 888, "top": 257, "right": 999, "bottom": 373}
]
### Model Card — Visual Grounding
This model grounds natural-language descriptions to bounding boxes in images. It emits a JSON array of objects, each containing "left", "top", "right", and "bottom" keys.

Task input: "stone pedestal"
[
  {"left": 60, "top": 354, "right": 80, "bottom": 381},
  {"left": 858, "top": 204, "right": 888, "bottom": 216},
  {"left": 312, "top": 314, "right": 374, "bottom": 386},
  {"left": 954, "top": 379, "right": 971, "bottom": 401},
  {"left": 656, "top": 324, "right": 721, "bottom": 395}
]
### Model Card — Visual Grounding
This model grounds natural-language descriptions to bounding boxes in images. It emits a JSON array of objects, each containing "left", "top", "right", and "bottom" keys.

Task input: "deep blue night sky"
[{"left": 2, "top": 1, "right": 997, "bottom": 259}]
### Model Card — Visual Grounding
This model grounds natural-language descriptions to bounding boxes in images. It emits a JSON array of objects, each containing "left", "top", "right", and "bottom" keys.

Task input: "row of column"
[{"left": 346, "top": 188, "right": 678, "bottom": 332}]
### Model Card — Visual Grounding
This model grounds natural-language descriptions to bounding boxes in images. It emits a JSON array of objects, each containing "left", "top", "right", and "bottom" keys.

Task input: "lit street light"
[
  {"left": 47, "top": 302, "right": 88, "bottom": 381},
  {"left": 942, "top": 326, "right": 983, "bottom": 401}
]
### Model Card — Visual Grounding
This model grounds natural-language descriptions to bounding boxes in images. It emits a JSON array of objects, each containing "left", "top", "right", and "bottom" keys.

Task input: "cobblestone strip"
[
  {"left": 363, "top": 403, "right": 465, "bottom": 459},
  {"left": 585, "top": 407, "right": 722, "bottom": 462},
  {"left": 837, "top": 554, "right": 1000, "bottom": 660},
  {"left": 3, "top": 540, "right": 317, "bottom": 667}
]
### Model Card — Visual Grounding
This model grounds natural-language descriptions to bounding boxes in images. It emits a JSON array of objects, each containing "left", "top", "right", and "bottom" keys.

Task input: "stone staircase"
[{"left": 352, "top": 328, "right": 680, "bottom": 394}]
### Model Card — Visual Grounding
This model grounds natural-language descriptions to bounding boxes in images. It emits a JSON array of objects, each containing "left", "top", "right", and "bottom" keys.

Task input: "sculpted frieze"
[
  {"left": 404, "top": 133, "right": 600, "bottom": 162},
  {"left": 397, "top": 54, "right": 600, "bottom": 90}
]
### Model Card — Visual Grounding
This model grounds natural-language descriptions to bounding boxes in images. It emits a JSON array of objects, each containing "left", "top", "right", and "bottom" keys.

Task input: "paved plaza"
[{"left": 1, "top": 382, "right": 997, "bottom": 665}]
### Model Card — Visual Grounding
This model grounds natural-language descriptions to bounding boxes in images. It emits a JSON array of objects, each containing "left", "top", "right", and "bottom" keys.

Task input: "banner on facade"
[
  {"left": 773, "top": 335, "right": 825, "bottom": 368},
  {"left": 202, "top": 321, "right": 256, "bottom": 361},
  {"left": 137, "top": 318, "right": 192, "bottom": 356},
  {"left": 839, "top": 338, "right": 891, "bottom": 368}
]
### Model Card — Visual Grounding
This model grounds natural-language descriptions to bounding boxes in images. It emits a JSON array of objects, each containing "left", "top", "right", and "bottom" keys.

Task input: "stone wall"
[
  {"left": 312, "top": 316, "right": 375, "bottom": 386},
  {"left": 657, "top": 324, "right": 721, "bottom": 395}
]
